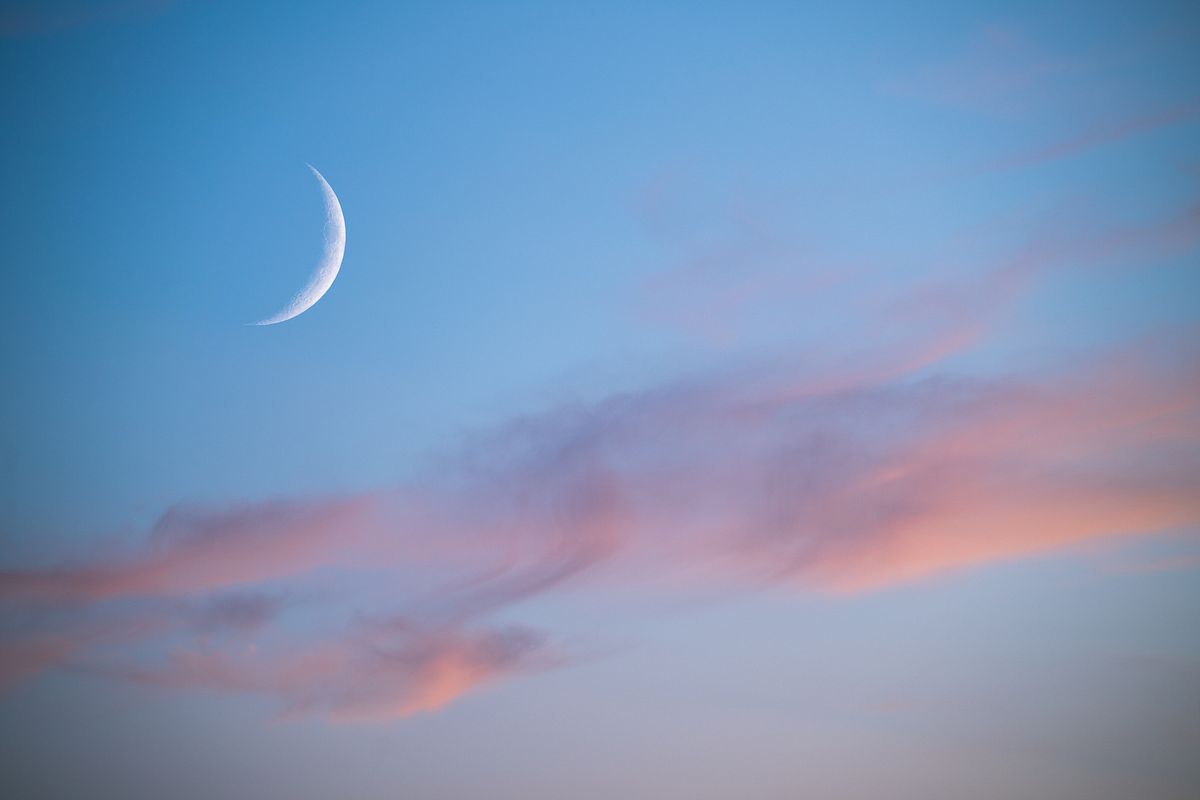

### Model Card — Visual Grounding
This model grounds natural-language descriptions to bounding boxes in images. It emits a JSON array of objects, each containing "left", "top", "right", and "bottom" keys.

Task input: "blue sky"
[{"left": 1, "top": 1, "right": 1199, "bottom": 798}]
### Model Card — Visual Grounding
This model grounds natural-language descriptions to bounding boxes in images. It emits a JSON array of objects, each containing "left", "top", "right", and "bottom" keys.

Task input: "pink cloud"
[
  {"left": 0, "top": 591, "right": 284, "bottom": 689},
  {"left": 3, "top": 337, "right": 1195, "bottom": 713},
  {"left": 0, "top": 497, "right": 376, "bottom": 602},
  {"left": 0, "top": 635, "right": 76, "bottom": 690},
  {"left": 981, "top": 98, "right": 1200, "bottom": 173},
  {"left": 886, "top": 25, "right": 1198, "bottom": 181},
  {"left": 2, "top": 199, "right": 1198, "bottom": 720},
  {"left": 885, "top": 25, "right": 1073, "bottom": 114},
  {"left": 101, "top": 619, "right": 549, "bottom": 722}
]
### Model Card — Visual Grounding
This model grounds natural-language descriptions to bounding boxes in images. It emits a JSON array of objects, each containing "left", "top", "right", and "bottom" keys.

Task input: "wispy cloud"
[
  {"left": 4, "top": 332, "right": 1194, "bottom": 711},
  {"left": 0, "top": 591, "right": 284, "bottom": 689},
  {"left": 95, "top": 619, "right": 550, "bottom": 723},
  {"left": 0, "top": 635, "right": 75, "bottom": 690},
  {"left": 884, "top": 23, "right": 1200, "bottom": 186},
  {"left": 980, "top": 98, "right": 1200, "bottom": 173},
  {"left": 2, "top": 197, "right": 1197, "bottom": 721},
  {"left": 884, "top": 25, "right": 1074, "bottom": 114},
  {"left": 0, "top": 498, "right": 375, "bottom": 602}
]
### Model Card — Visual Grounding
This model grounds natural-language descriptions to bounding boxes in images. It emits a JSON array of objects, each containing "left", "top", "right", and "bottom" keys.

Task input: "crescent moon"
[{"left": 251, "top": 164, "right": 346, "bottom": 325}]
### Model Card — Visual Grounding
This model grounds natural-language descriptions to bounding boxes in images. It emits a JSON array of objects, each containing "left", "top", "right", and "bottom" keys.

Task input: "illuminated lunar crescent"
[{"left": 251, "top": 164, "right": 345, "bottom": 325}]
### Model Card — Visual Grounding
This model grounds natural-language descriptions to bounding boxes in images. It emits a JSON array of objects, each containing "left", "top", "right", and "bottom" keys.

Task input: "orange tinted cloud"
[
  {"left": 2, "top": 337, "right": 1196, "bottom": 713},
  {"left": 0, "top": 497, "right": 375, "bottom": 602},
  {"left": 101, "top": 619, "right": 547, "bottom": 722},
  {"left": 2, "top": 201, "right": 1197, "bottom": 720}
]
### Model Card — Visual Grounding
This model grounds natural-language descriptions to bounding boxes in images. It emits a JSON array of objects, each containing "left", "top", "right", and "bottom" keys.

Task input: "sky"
[{"left": 1, "top": 0, "right": 1198, "bottom": 797}]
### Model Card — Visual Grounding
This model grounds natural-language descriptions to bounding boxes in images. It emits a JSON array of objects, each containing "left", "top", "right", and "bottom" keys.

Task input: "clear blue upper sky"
[{"left": 1, "top": 1, "right": 1199, "bottom": 798}]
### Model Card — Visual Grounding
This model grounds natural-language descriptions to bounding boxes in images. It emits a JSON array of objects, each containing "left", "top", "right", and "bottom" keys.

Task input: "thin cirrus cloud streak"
[
  {"left": 95, "top": 619, "right": 551, "bottom": 723},
  {"left": 0, "top": 498, "right": 377, "bottom": 602},
  {"left": 2, "top": 198, "right": 1199, "bottom": 721},
  {"left": 979, "top": 97, "right": 1200, "bottom": 174},
  {"left": 0, "top": 592, "right": 281, "bottom": 693},
  {"left": 883, "top": 25, "right": 1075, "bottom": 114},
  {"left": 864, "top": 96, "right": 1200, "bottom": 212},
  {"left": 879, "top": 24, "right": 1200, "bottom": 196}
]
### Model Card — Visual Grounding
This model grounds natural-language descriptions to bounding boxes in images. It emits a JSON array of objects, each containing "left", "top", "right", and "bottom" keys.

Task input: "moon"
[{"left": 251, "top": 164, "right": 346, "bottom": 326}]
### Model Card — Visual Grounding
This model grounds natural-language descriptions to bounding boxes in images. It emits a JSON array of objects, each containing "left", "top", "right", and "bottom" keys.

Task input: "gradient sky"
[{"left": 2, "top": 1, "right": 1199, "bottom": 798}]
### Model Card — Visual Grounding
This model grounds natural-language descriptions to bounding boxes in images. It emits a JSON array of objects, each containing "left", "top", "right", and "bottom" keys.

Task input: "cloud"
[
  {"left": 0, "top": 635, "right": 75, "bottom": 690},
  {"left": 980, "top": 98, "right": 1200, "bottom": 173},
  {"left": 97, "top": 619, "right": 550, "bottom": 722},
  {"left": 0, "top": 497, "right": 376, "bottom": 602},
  {"left": 3, "top": 341, "right": 1195, "bottom": 711},
  {"left": 453, "top": 334, "right": 1199, "bottom": 593},
  {"left": 0, "top": 590, "right": 285, "bottom": 689},
  {"left": 2, "top": 340, "right": 1190, "bottom": 710},
  {"left": 2, "top": 199, "right": 1197, "bottom": 720},
  {"left": 885, "top": 26, "right": 1073, "bottom": 114},
  {"left": 886, "top": 24, "right": 1199, "bottom": 180},
  {"left": 182, "top": 592, "right": 285, "bottom": 635}
]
